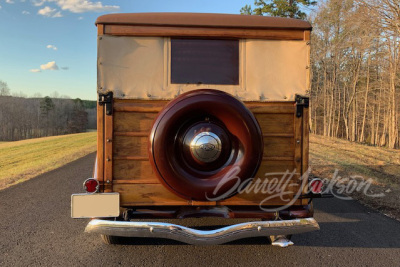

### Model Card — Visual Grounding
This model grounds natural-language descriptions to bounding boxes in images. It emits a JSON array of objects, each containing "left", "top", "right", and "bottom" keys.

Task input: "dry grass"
[
  {"left": 310, "top": 134, "right": 400, "bottom": 187},
  {"left": 310, "top": 134, "right": 400, "bottom": 220},
  {"left": 0, "top": 132, "right": 96, "bottom": 190}
]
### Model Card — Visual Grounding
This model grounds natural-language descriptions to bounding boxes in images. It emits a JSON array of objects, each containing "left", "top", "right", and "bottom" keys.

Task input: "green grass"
[{"left": 0, "top": 132, "right": 96, "bottom": 190}]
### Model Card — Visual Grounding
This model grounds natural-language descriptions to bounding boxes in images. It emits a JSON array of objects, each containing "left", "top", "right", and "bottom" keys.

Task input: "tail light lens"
[
  {"left": 309, "top": 178, "right": 323, "bottom": 194},
  {"left": 83, "top": 178, "right": 99, "bottom": 193}
]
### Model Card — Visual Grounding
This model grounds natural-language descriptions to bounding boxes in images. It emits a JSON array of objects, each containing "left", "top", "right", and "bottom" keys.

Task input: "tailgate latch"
[
  {"left": 295, "top": 95, "right": 309, "bottom": 118},
  {"left": 99, "top": 92, "right": 113, "bottom": 116}
]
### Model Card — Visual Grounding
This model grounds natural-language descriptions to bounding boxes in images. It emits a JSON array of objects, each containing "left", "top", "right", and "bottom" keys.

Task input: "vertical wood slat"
[
  {"left": 302, "top": 107, "right": 310, "bottom": 174},
  {"left": 96, "top": 103, "right": 104, "bottom": 192},
  {"left": 97, "top": 25, "right": 104, "bottom": 191},
  {"left": 304, "top": 30, "right": 311, "bottom": 41},
  {"left": 97, "top": 24, "right": 104, "bottom": 36},
  {"left": 293, "top": 102, "right": 303, "bottom": 205},
  {"left": 301, "top": 106, "right": 310, "bottom": 205},
  {"left": 104, "top": 112, "right": 113, "bottom": 192}
]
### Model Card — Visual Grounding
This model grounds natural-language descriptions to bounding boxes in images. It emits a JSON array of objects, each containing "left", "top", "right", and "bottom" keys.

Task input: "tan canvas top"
[{"left": 96, "top": 13, "right": 312, "bottom": 30}]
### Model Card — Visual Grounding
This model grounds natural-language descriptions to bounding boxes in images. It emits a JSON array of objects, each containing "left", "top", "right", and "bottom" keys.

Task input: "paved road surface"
[{"left": 1, "top": 153, "right": 399, "bottom": 266}]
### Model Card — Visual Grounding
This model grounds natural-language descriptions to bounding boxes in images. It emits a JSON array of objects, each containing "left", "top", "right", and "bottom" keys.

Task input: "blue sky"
[{"left": 0, "top": 0, "right": 255, "bottom": 100}]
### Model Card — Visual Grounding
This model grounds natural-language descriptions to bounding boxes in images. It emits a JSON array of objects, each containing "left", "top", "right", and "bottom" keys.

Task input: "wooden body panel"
[
  {"left": 97, "top": 100, "right": 308, "bottom": 207},
  {"left": 103, "top": 25, "right": 306, "bottom": 41}
]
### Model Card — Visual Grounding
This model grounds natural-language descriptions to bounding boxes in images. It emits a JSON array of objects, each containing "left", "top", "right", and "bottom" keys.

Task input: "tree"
[
  {"left": 310, "top": 0, "right": 400, "bottom": 149},
  {"left": 240, "top": 0, "right": 317, "bottom": 19},
  {"left": 0, "top": 80, "right": 10, "bottom": 96},
  {"left": 40, "top": 96, "right": 55, "bottom": 116},
  {"left": 40, "top": 96, "right": 55, "bottom": 136},
  {"left": 68, "top": 98, "right": 88, "bottom": 133},
  {"left": 240, "top": 4, "right": 254, "bottom": 15}
]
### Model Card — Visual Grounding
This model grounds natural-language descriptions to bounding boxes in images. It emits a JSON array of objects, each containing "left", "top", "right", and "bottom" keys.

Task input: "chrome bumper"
[{"left": 85, "top": 218, "right": 319, "bottom": 245}]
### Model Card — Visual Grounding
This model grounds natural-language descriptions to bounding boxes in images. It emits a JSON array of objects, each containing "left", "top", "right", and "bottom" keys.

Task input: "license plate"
[{"left": 71, "top": 193, "right": 120, "bottom": 218}]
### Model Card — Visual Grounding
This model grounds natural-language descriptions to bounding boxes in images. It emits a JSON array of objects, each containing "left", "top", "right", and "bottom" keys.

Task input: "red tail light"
[
  {"left": 83, "top": 178, "right": 99, "bottom": 193},
  {"left": 310, "top": 178, "right": 323, "bottom": 194}
]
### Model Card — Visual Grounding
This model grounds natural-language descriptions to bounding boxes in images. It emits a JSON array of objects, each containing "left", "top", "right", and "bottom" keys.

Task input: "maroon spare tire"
[{"left": 149, "top": 89, "right": 263, "bottom": 201}]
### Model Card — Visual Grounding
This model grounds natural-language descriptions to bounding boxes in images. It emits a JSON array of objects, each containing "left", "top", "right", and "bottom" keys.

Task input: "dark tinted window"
[{"left": 171, "top": 38, "right": 239, "bottom": 85}]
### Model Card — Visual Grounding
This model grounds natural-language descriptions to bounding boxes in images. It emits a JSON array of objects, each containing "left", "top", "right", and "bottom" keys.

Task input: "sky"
[{"left": 0, "top": 0, "right": 254, "bottom": 100}]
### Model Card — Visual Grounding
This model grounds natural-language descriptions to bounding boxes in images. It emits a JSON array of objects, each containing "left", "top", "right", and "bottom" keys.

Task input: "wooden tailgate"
[{"left": 97, "top": 99, "right": 308, "bottom": 206}]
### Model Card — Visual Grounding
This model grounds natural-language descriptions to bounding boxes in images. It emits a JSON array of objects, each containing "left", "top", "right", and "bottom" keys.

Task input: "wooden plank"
[
  {"left": 113, "top": 156, "right": 148, "bottom": 161},
  {"left": 113, "top": 100, "right": 294, "bottom": 113},
  {"left": 246, "top": 102, "right": 296, "bottom": 114},
  {"left": 263, "top": 133, "right": 294, "bottom": 138},
  {"left": 113, "top": 184, "right": 188, "bottom": 206},
  {"left": 218, "top": 199, "right": 303, "bottom": 206},
  {"left": 301, "top": 106, "right": 310, "bottom": 205},
  {"left": 113, "top": 101, "right": 166, "bottom": 113},
  {"left": 97, "top": 24, "right": 104, "bottom": 36},
  {"left": 191, "top": 201, "right": 217, "bottom": 206},
  {"left": 114, "top": 183, "right": 302, "bottom": 206},
  {"left": 113, "top": 180, "right": 159, "bottom": 184},
  {"left": 254, "top": 160, "right": 296, "bottom": 180},
  {"left": 263, "top": 156, "right": 294, "bottom": 161},
  {"left": 219, "top": 182, "right": 302, "bottom": 206},
  {"left": 293, "top": 107, "right": 303, "bottom": 174},
  {"left": 114, "top": 131, "right": 149, "bottom": 137},
  {"left": 113, "top": 136, "right": 148, "bottom": 157},
  {"left": 113, "top": 159, "right": 156, "bottom": 181},
  {"left": 256, "top": 113, "right": 294, "bottom": 134},
  {"left": 304, "top": 30, "right": 311, "bottom": 41},
  {"left": 302, "top": 106, "right": 310, "bottom": 175},
  {"left": 96, "top": 103, "right": 104, "bottom": 191},
  {"left": 104, "top": 112, "right": 113, "bottom": 192},
  {"left": 104, "top": 25, "right": 305, "bottom": 40},
  {"left": 114, "top": 112, "right": 157, "bottom": 132},
  {"left": 263, "top": 137, "right": 294, "bottom": 157}
]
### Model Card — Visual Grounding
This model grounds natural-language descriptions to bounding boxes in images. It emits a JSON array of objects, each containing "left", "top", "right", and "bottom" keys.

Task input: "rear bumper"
[{"left": 85, "top": 217, "right": 319, "bottom": 245}]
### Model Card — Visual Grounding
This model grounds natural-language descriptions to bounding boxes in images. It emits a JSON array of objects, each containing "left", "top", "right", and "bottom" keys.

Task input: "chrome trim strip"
[{"left": 85, "top": 218, "right": 319, "bottom": 245}]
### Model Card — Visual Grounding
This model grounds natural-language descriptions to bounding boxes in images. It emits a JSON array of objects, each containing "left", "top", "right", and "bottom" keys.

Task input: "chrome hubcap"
[{"left": 190, "top": 132, "right": 222, "bottom": 163}]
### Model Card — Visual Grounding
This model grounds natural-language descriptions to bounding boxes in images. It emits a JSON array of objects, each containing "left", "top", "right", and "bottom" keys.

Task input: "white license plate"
[{"left": 71, "top": 193, "right": 120, "bottom": 218}]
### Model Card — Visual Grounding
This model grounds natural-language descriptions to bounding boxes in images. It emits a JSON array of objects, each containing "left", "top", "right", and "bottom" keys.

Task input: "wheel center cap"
[{"left": 190, "top": 132, "right": 222, "bottom": 163}]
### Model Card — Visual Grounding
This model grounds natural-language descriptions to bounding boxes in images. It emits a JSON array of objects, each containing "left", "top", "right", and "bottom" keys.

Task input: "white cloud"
[
  {"left": 40, "top": 61, "right": 59, "bottom": 70},
  {"left": 57, "top": 0, "right": 119, "bottom": 13},
  {"left": 78, "top": 16, "right": 83, "bottom": 20},
  {"left": 0, "top": 5, "right": 2, "bottom": 9},
  {"left": 32, "top": 0, "right": 45, "bottom": 6},
  {"left": 35, "top": 0, "right": 119, "bottom": 13},
  {"left": 38, "top": 6, "right": 63, "bottom": 17},
  {"left": 6, "top": 0, "right": 15, "bottom": 4},
  {"left": 30, "top": 69, "right": 41, "bottom": 73},
  {"left": 52, "top": 11, "right": 62, "bottom": 17},
  {"left": 46, "top": 44, "right": 57, "bottom": 50},
  {"left": 22, "top": 10, "right": 30, "bottom": 15}
]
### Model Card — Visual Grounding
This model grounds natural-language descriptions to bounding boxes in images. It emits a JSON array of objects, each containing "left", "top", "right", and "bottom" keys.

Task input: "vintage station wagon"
[{"left": 71, "top": 13, "right": 326, "bottom": 247}]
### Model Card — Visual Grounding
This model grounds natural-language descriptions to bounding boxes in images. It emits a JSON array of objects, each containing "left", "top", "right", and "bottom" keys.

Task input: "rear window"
[{"left": 171, "top": 38, "right": 239, "bottom": 85}]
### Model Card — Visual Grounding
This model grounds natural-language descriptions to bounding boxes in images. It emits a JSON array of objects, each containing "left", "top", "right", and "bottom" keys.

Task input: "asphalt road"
[{"left": 1, "top": 153, "right": 400, "bottom": 267}]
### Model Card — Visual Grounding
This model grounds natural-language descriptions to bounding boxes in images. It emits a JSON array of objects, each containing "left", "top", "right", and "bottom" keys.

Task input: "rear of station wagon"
[{"left": 71, "top": 13, "right": 327, "bottom": 247}]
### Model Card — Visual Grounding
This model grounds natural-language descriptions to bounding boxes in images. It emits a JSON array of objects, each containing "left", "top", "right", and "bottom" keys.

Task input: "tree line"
[
  {"left": 310, "top": 0, "right": 399, "bottom": 148},
  {"left": 0, "top": 81, "right": 96, "bottom": 141},
  {"left": 242, "top": 0, "right": 399, "bottom": 149}
]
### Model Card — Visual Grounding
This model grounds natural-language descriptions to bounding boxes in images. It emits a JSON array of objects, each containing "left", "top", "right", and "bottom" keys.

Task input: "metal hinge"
[
  {"left": 295, "top": 95, "right": 309, "bottom": 118},
  {"left": 99, "top": 92, "right": 113, "bottom": 116}
]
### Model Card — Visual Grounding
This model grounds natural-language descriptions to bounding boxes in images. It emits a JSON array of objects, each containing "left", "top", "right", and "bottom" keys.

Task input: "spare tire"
[{"left": 149, "top": 89, "right": 263, "bottom": 201}]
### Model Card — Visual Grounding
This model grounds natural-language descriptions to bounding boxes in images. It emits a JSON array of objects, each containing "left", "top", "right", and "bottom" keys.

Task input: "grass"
[
  {"left": 309, "top": 134, "right": 400, "bottom": 188},
  {"left": 0, "top": 132, "right": 96, "bottom": 190}
]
